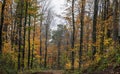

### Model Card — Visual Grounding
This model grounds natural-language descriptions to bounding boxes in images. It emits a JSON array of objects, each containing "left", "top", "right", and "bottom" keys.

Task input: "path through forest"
[
  {"left": 31, "top": 66, "right": 120, "bottom": 74},
  {"left": 26, "top": 70, "right": 63, "bottom": 74}
]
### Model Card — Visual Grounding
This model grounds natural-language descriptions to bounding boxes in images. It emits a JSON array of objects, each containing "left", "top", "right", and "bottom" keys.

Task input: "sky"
[
  {"left": 50, "top": 0, "right": 66, "bottom": 30},
  {"left": 51, "top": 0, "right": 66, "bottom": 15}
]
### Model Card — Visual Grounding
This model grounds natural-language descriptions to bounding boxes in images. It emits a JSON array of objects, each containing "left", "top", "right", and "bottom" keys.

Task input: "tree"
[
  {"left": 92, "top": 0, "right": 99, "bottom": 60},
  {"left": 22, "top": 0, "right": 28, "bottom": 70},
  {"left": 44, "top": 9, "right": 52, "bottom": 68},
  {"left": 18, "top": 0, "right": 24, "bottom": 70},
  {"left": 100, "top": 0, "right": 110, "bottom": 54},
  {"left": 113, "top": 0, "right": 119, "bottom": 43},
  {"left": 79, "top": 0, "right": 86, "bottom": 69},
  {"left": 27, "top": 2, "right": 31, "bottom": 69},
  {"left": 0, "top": 0, "right": 6, "bottom": 54},
  {"left": 71, "top": 0, "right": 75, "bottom": 70}
]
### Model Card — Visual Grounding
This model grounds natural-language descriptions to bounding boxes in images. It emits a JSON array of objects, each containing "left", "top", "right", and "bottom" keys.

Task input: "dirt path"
[{"left": 32, "top": 70, "right": 63, "bottom": 74}]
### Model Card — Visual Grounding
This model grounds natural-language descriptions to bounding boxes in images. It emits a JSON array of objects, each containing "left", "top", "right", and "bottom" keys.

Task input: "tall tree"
[
  {"left": 100, "top": 0, "right": 110, "bottom": 54},
  {"left": 113, "top": 0, "right": 119, "bottom": 43},
  {"left": 28, "top": 3, "right": 31, "bottom": 69},
  {"left": 18, "top": 0, "right": 24, "bottom": 70},
  {"left": 22, "top": 0, "right": 28, "bottom": 70},
  {"left": 40, "top": 16, "right": 42, "bottom": 67},
  {"left": 79, "top": 0, "right": 86, "bottom": 69},
  {"left": 44, "top": 9, "right": 51, "bottom": 68},
  {"left": 31, "top": 16, "right": 36, "bottom": 69},
  {"left": 0, "top": 0, "right": 6, "bottom": 54},
  {"left": 92, "top": 0, "right": 99, "bottom": 60},
  {"left": 71, "top": 0, "right": 75, "bottom": 70}
]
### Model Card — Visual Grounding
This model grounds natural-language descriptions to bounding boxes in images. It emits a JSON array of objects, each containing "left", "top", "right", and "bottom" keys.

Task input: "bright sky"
[
  {"left": 51, "top": 0, "right": 66, "bottom": 14},
  {"left": 50, "top": 0, "right": 66, "bottom": 30}
]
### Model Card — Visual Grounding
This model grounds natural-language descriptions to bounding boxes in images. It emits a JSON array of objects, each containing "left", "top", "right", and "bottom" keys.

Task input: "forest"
[{"left": 0, "top": 0, "right": 120, "bottom": 74}]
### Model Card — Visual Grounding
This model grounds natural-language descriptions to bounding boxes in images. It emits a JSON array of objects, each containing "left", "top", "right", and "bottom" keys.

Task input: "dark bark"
[
  {"left": 0, "top": 0, "right": 6, "bottom": 54},
  {"left": 40, "top": 14, "right": 42, "bottom": 67},
  {"left": 79, "top": 0, "right": 85, "bottom": 69},
  {"left": 71, "top": 0, "right": 75, "bottom": 70},
  {"left": 44, "top": 24, "right": 48, "bottom": 68},
  {"left": 113, "top": 0, "right": 119, "bottom": 42},
  {"left": 18, "top": 0, "right": 24, "bottom": 70},
  {"left": 28, "top": 13, "right": 31, "bottom": 69},
  {"left": 92, "top": 0, "right": 99, "bottom": 60}
]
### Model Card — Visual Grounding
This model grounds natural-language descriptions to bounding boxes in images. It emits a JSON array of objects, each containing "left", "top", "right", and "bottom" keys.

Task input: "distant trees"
[
  {"left": 44, "top": 9, "right": 53, "bottom": 68},
  {"left": 52, "top": 25, "right": 65, "bottom": 69}
]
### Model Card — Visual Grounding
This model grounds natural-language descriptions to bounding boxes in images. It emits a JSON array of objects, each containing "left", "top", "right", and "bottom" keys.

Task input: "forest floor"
[
  {"left": 84, "top": 66, "right": 120, "bottom": 74},
  {"left": 32, "top": 70, "right": 63, "bottom": 74},
  {"left": 1, "top": 67, "right": 120, "bottom": 74},
  {"left": 30, "top": 66, "right": 120, "bottom": 74}
]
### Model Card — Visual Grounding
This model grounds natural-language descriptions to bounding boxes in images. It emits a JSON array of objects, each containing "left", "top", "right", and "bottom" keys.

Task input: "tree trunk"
[
  {"left": 22, "top": 0, "right": 28, "bottom": 70},
  {"left": 18, "top": 0, "right": 24, "bottom": 70},
  {"left": 79, "top": 0, "right": 86, "bottom": 69},
  {"left": 40, "top": 14, "right": 43, "bottom": 67},
  {"left": 71, "top": 0, "right": 75, "bottom": 71},
  {"left": 0, "top": 0, "right": 6, "bottom": 54},
  {"left": 92, "top": 0, "right": 99, "bottom": 60},
  {"left": 113, "top": 0, "right": 119, "bottom": 42},
  {"left": 28, "top": 13, "right": 31, "bottom": 69},
  {"left": 31, "top": 17, "right": 36, "bottom": 69},
  {"left": 100, "top": 0, "right": 110, "bottom": 54},
  {"left": 44, "top": 24, "right": 48, "bottom": 68}
]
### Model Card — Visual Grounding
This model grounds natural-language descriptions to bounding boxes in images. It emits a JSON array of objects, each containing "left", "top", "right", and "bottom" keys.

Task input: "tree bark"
[
  {"left": 44, "top": 24, "right": 48, "bottom": 68},
  {"left": 0, "top": 0, "right": 6, "bottom": 54},
  {"left": 92, "top": 0, "right": 99, "bottom": 60},
  {"left": 71, "top": 0, "right": 75, "bottom": 71},
  {"left": 28, "top": 13, "right": 31, "bottom": 69},
  {"left": 79, "top": 0, "right": 86, "bottom": 69},
  {"left": 22, "top": 0, "right": 28, "bottom": 70},
  {"left": 40, "top": 13, "right": 43, "bottom": 67},
  {"left": 18, "top": 0, "right": 24, "bottom": 70},
  {"left": 113, "top": 0, "right": 119, "bottom": 42}
]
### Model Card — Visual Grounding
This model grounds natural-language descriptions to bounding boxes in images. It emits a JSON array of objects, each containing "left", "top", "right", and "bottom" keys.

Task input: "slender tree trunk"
[
  {"left": 40, "top": 14, "right": 42, "bottom": 67},
  {"left": 92, "top": 0, "right": 99, "bottom": 60},
  {"left": 22, "top": 1, "right": 28, "bottom": 70},
  {"left": 10, "top": 3, "right": 14, "bottom": 50},
  {"left": 119, "top": 0, "right": 120, "bottom": 43},
  {"left": 79, "top": 0, "right": 86, "bottom": 69},
  {"left": 71, "top": 0, "right": 75, "bottom": 71},
  {"left": 28, "top": 13, "right": 31, "bottom": 69},
  {"left": 44, "top": 24, "right": 48, "bottom": 68},
  {"left": 0, "top": 0, "right": 6, "bottom": 54},
  {"left": 18, "top": 0, "right": 24, "bottom": 70},
  {"left": 31, "top": 17, "right": 36, "bottom": 69}
]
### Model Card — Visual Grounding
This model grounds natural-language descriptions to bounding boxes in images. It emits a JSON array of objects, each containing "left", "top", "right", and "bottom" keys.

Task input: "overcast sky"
[
  {"left": 51, "top": 0, "right": 66, "bottom": 14},
  {"left": 50, "top": 0, "right": 66, "bottom": 30}
]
